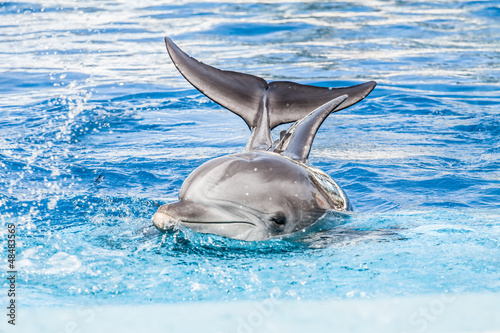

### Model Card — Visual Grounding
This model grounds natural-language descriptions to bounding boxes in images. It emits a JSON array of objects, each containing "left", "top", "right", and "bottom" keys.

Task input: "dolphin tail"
[{"left": 164, "top": 37, "right": 376, "bottom": 133}]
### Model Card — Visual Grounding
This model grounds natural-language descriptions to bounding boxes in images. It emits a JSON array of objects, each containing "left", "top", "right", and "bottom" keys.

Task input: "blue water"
[{"left": 1, "top": 0, "right": 499, "bottom": 310}]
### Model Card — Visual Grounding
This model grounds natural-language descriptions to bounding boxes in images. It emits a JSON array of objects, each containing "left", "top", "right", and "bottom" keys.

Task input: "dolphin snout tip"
[{"left": 152, "top": 211, "right": 181, "bottom": 231}]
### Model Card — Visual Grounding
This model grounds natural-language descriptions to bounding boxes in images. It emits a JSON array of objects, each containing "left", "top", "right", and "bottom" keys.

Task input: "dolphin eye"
[{"left": 270, "top": 212, "right": 287, "bottom": 227}]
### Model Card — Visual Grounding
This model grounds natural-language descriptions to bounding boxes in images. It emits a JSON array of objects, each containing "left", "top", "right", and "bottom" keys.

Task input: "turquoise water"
[{"left": 1, "top": 0, "right": 499, "bottom": 314}]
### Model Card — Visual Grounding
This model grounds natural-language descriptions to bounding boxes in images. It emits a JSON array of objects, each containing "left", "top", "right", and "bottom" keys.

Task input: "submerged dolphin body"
[{"left": 153, "top": 38, "right": 376, "bottom": 241}]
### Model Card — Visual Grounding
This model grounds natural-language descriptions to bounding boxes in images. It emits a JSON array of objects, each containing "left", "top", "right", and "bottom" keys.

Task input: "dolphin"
[{"left": 152, "top": 37, "right": 376, "bottom": 241}]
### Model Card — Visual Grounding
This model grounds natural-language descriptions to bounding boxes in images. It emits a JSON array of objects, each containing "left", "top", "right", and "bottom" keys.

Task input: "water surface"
[{"left": 0, "top": 0, "right": 499, "bottom": 314}]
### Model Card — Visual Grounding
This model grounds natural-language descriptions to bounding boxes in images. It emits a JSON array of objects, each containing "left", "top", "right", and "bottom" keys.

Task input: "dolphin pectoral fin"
[
  {"left": 274, "top": 95, "right": 348, "bottom": 162},
  {"left": 165, "top": 38, "right": 376, "bottom": 133}
]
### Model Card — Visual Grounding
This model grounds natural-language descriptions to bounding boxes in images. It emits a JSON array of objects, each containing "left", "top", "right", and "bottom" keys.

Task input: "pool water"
[{"left": 0, "top": 0, "right": 499, "bottom": 331}]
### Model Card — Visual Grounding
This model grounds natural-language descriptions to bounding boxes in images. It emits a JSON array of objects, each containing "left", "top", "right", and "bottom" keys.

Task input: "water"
[{"left": 1, "top": 0, "right": 499, "bottom": 325}]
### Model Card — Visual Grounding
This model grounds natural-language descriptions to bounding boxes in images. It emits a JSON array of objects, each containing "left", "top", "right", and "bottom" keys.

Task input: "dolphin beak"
[
  {"left": 152, "top": 200, "right": 264, "bottom": 240},
  {"left": 152, "top": 211, "right": 181, "bottom": 231}
]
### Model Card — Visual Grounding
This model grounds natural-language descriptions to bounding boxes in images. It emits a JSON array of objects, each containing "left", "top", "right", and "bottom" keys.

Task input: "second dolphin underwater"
[{"left": 152, "top": 38, "right": 376, "bottom": 241}]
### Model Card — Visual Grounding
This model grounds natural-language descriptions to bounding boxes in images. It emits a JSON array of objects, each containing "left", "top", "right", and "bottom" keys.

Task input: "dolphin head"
[{"left": 153, "top": 152, "right": 335, "bottom": 241}]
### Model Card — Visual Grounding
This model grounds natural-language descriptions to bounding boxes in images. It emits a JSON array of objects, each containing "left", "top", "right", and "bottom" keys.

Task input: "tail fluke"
[{"left": 165, "top": 37, "right": 376, "bottom": 131}]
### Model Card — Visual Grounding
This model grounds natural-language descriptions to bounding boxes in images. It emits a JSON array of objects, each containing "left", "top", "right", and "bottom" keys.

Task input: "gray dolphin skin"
[{"left": 152, "top": 37, "right": 376, "bottom": 241}]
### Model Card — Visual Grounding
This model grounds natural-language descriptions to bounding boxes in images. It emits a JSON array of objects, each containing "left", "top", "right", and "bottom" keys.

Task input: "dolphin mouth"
[
  {"left": 153, "top": 211, "right": 256, "bottom": 232},
  {"left": 153, "top": 211, "right": 259, "bottom": 240},
  {"left": 177, "top": 220, "right": 257, "bottom": 236},
  {"left": 153, "top": 200, "right": 265, "bottom": 240},
  {"left": 181, "top": 220, "right": 256, "bottom": 226}
]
